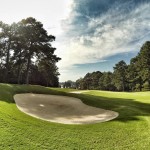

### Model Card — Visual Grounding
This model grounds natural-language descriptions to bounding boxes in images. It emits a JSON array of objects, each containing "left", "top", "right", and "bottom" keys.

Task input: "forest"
[
  {"left": 0, "top": 17, "right": 60, "bottom": 87},
  {"left": 75, "top": 41, "right": 150, "bottom": 91}
]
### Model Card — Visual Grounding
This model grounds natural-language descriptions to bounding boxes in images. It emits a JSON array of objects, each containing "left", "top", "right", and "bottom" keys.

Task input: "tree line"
[
  {"left": 0, "top": 17, "right": 61, "bottom": 87},
  {"left": 76, "top": 41, "right": 150, "bottom": 91}
]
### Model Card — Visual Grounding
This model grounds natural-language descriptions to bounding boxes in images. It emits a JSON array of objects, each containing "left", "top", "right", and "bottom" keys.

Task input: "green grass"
[{"left": 0, "top": 84, "right": 150, "bottom": 150}]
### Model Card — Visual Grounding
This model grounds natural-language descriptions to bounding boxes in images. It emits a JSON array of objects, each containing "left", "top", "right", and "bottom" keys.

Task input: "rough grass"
[{"left": 0, "top": 84, "right": 150, "bottom": 150}]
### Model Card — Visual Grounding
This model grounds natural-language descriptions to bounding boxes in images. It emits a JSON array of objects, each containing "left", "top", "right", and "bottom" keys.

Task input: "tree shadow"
[
  {"left": 67, "top": 93, "right": 150, "bottom": 122},
  {"left": 0, "top": 84, "right": 16, "bottom": 103},
  {"left": 0, "top": 84, "right": 68, "bottom": 103}
]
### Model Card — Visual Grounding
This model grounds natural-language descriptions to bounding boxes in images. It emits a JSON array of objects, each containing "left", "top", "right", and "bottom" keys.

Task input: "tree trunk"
[
  {"left": 26, "top": 42, "right": 33, "bottom": 85},
  {"left": 5, "top": 40, "right": 11, "bottom": 83},
  {"left": 26, "top": 56, "right": 31, "bottom": 84},
  {"left": 139, "top": 76, "right": 142, "bottom": 91},
  {"left": 122, "top": 80, "right": 125, "bottom": 91},
  {"left": 17, "top": 65, "right": 22, "bottom": 84},
  {"left": 17, "top": 50, "right": 23, "bottom": 84}
]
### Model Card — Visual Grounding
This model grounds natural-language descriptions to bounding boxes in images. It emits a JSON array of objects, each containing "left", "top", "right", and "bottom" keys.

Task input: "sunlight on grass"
[{"left": 0, "top": 84, "right": 150, "bottom": 149}]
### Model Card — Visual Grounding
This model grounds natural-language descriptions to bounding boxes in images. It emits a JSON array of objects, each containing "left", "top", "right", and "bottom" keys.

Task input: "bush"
[{"left": 142, "top": 81, "right": 150, "bottom": 91}]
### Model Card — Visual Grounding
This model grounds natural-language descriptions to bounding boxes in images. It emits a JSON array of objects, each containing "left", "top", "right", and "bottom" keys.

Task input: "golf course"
[
  {"left": 0, "top": 83, "right": 150, "bottom": 149},
  {"left": 0, "top": 0, "right": 150, "bottom": 149}
]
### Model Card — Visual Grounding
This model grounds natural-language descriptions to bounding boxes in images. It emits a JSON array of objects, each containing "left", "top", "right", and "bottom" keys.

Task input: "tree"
[
  {"left": 128, "top": 41, "right": 150, "bottom": 91},
  {"left": 113, "top": 60, "right": 128, "bottom": 91},
  {"left": 75, "top": 41, "right": 150, "bottom": 92},
  {"left": 0, "top": 18, "right": 61, "bottom": 86},
  {"left": 17, "top": 17, "right": 59, "bottom": 84},
  {"left": 127, "top": 57, "right": 141, "bottom": 91},
  {"left": 0, "top": 22, "right": 17, "bottom": 82},
  {"left": 99, "top": 72, "right": 115, "bottom": 91},
  {"left": 63, "top": 80, "right": 75, "bottom": 88},
  {"left": 76, "top": 78, "right": 85, "bottom": 89},
  {"left": 137, "top": 41, "right": 150, "bottom": 90},
  {"left": 38, "top": 59, "right": 60, "bottom": 87},
  {"left": 90, "top": 71, "right": 103, "bottom": 89}
]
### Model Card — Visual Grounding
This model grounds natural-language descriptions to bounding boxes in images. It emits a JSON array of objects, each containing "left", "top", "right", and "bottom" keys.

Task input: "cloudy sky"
[{"left": 0, "top": 0, "right": 150, "bottom": 82}]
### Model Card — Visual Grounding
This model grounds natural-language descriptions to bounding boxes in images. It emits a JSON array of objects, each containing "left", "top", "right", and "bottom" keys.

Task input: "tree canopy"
[
  {"left": 0, "top": 17, "right": 61, "bottom": 87},
  {"left": 76, "top": 41, "right": 150, "bottom": 91}
]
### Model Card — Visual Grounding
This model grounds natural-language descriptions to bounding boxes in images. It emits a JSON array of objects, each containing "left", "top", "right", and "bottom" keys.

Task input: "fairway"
[{"left": 0, "top": 84, "right": 150, "bottom": 149}]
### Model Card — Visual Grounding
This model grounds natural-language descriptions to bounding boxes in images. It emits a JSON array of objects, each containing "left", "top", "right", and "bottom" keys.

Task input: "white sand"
[
  {"left": 69, "top": 90, "right": 89, "bottom": 94},
  {"left": 14, "top": 94, "right": 119, "bottom": 124}
]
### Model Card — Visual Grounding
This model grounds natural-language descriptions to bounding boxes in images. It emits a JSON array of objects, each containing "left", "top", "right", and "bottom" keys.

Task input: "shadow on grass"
[
  {"left": 0, "top": 83, "right": 150, "bottom": 122},
  {"left": 67, "top": 93, "right": 150, "bottom": 122},
  {"left": 0, "top": 84, "right": 68, "bottom": 103}
]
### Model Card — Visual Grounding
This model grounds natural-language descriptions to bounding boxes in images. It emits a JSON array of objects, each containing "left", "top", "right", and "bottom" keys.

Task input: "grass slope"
[{"left": 0, "top": 84, "right": 150, "bottom": 150}]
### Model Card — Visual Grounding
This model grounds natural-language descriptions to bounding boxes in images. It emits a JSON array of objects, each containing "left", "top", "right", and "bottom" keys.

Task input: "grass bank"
[{"left": 0, "top": 84, "right": 150, "bottom": 149}]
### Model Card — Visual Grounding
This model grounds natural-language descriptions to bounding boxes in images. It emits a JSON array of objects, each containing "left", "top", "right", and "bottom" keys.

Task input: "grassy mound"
[{"left": 0, "top": 83, "right": 150, "bottom": 149}]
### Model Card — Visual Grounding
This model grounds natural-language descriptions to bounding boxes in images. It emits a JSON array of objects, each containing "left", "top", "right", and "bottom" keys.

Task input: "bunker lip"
[{"left": 14, "top": 93, "right": 119, "bottom": 124}]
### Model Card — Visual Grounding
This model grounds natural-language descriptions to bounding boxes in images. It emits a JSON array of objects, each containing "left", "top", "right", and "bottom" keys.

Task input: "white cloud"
[
  {"left": 0, "top": 0, "right": 73, "bottom": 36},
  {"left": 0, "top": 0, "right": 149, "bottom": 82},
  {"left": 57, "top": 2, "right": 150, "bottom": 74}
]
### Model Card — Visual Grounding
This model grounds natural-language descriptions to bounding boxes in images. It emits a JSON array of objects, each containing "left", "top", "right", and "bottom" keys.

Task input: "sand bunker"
[{"left": 14, "top": 94, "right": 118, "bottom": 124}]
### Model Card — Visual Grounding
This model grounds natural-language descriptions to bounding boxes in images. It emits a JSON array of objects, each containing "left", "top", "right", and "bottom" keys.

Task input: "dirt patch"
[{"left": 14, "top": 93, "right": 119, "bottom": 124}]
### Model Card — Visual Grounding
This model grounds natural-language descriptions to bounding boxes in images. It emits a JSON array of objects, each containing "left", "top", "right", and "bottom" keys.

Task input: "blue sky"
[
  {"left": 0, "top": 0, "right": 150, "bottom": 82},
  {"left": 56, "top": 0, "right": 150, "bottom": 81}
]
